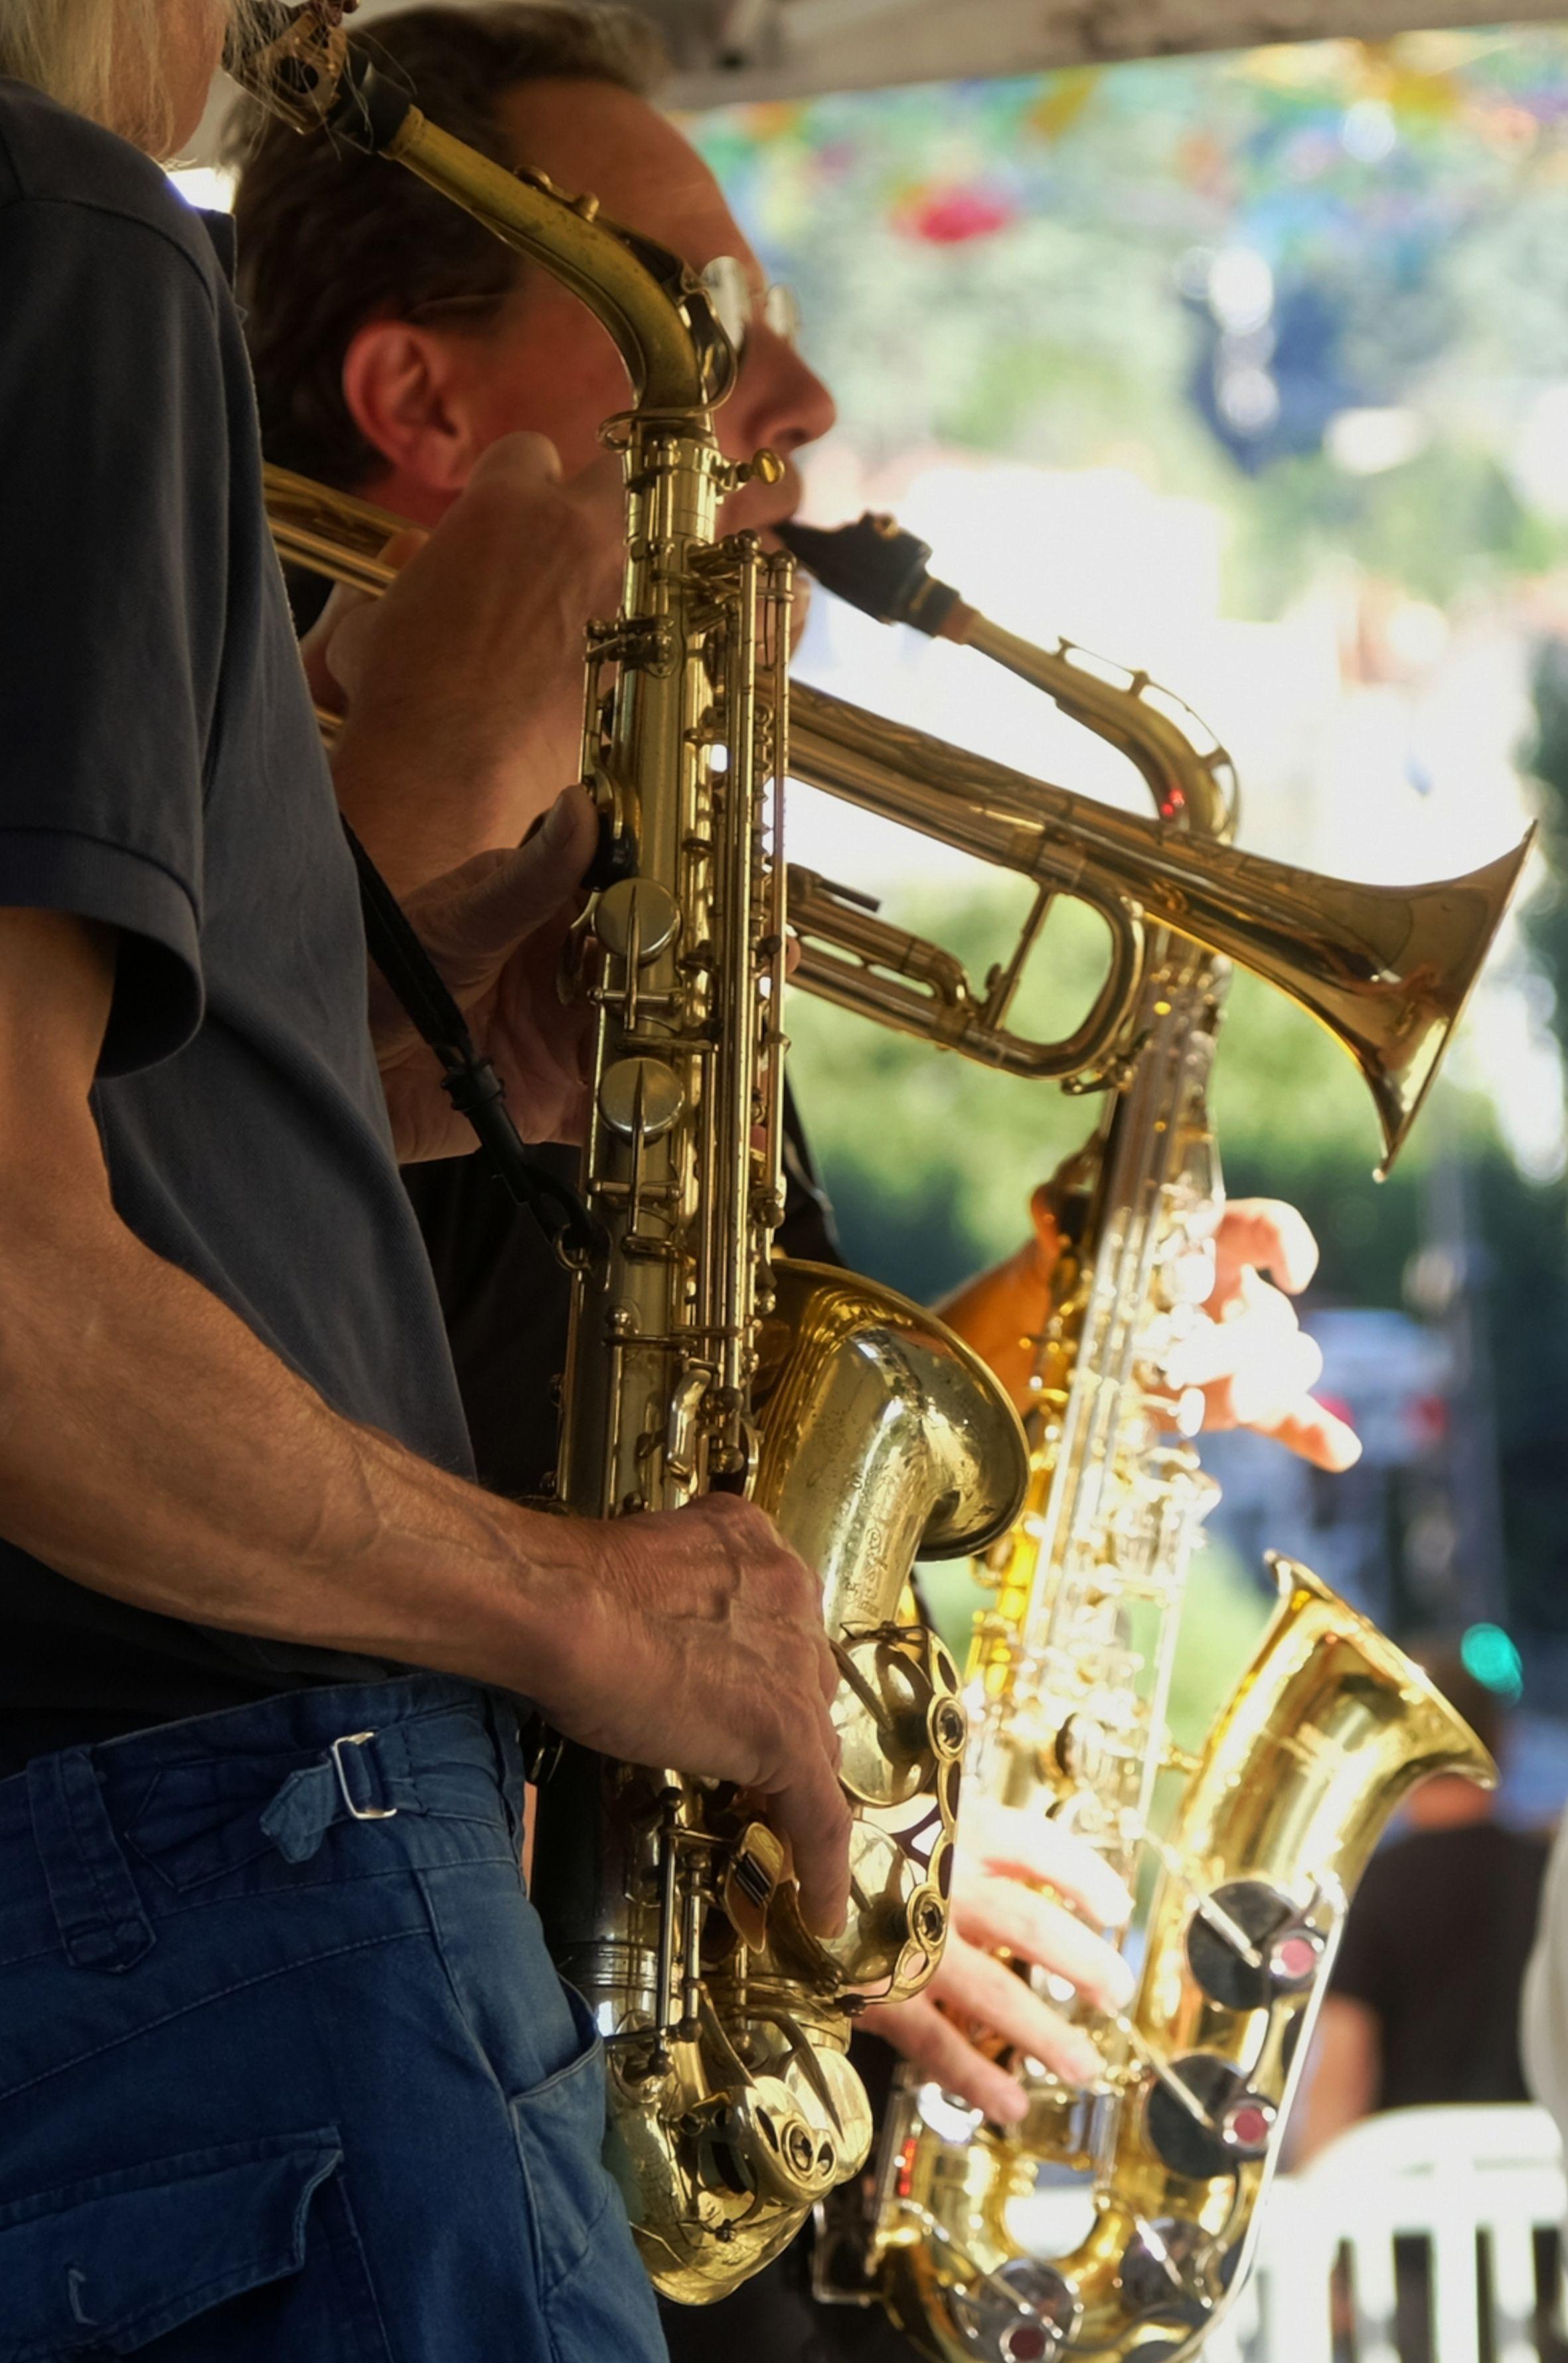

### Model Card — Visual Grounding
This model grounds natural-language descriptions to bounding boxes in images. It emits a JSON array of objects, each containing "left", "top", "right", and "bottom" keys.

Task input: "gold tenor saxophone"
[
  {"left": 232, "top": 8, "right": 1028, "bottom": 2307},
  {"left": 777, "top": 517, "right": 1510, "bottom": 2363}
]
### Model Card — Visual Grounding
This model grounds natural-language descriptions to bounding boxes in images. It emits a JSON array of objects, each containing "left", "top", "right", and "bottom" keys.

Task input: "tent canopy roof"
[{"left": 342, "top": 0, "right": 1565, "bottom": 105}]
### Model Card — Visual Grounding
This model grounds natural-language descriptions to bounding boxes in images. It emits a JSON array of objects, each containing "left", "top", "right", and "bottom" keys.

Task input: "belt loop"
[{"left": 27, "top": 1748, "right": 155, "bottom": 1973}]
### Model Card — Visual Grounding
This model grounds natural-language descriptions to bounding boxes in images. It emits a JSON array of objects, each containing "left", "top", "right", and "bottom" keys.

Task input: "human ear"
[{"left": 340, "top": 319, "right": 485, "bottom": 501}]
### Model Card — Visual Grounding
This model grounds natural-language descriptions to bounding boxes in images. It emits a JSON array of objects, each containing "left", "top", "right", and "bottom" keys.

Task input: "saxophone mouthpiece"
[{"left": 777, "top": 514, "right": 967, "bottom": 639}]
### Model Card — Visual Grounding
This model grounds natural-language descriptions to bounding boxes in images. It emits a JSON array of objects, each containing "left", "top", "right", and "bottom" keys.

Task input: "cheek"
[{"left": 475, "top": 317, "right": 637, "bottom": 481}]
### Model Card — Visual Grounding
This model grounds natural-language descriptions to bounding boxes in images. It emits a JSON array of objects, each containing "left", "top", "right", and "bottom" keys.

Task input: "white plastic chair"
[{"left": 1206, "top": 2106, "right": 1566, "bottom": 2363}]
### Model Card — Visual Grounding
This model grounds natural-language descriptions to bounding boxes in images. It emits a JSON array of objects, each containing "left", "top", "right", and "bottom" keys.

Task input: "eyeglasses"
[
  {"left": 401, "top": 260, "right": 802, "bottom": 359},
  {"left": 700, "top": 257, "right": 801, "bottom": 359}
]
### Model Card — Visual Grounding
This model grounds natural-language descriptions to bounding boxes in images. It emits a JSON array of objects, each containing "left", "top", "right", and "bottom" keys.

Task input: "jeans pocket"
[
  {"left": 0, "top": 2131, "right": 390, "bottom": 2362},
  {"left": 509, "top": 1987, "right": 665, "bottom": 2363}
]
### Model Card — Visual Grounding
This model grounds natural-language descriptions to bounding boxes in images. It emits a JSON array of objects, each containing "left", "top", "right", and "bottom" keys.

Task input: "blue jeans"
[{"left": 0, "top": 1673, "right": 666, "bottom": 2363}]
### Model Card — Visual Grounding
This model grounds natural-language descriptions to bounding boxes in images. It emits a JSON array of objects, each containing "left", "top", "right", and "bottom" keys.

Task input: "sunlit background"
[{"left": 686, "top": 32, "right": 1568, "bottom": 1805}]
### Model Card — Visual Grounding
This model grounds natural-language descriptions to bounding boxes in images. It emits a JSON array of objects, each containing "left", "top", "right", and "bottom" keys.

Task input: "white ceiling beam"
[
  {"left": 657, "top": 0, "right": 1568, "bottom": 106},
  {"left": 196, "top": 0, "right": 1563, "bottom": 149}
]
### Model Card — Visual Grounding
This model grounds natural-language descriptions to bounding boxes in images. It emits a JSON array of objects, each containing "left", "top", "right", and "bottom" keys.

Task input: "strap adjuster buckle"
[{"left": 330, "top": 1730, "right": 398, "bottom": 1823}]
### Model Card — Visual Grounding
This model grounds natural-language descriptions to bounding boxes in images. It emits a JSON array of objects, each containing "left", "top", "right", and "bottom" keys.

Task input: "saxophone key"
[
  {"left": 593, "top": 874, "right": 680, "bottom": 964},
  {"left": 1140, "top": 2050, "right": 1277, "bottom": 2179},
  {"left": 1184, "top": 1876, "right": 1328, "bottom": 2009},
  {"left": 597, "top": 1056, "right": 684, "bottom": 1142}
]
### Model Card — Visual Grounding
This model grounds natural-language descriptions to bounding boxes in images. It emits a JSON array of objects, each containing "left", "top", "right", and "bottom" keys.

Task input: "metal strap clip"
[{"left": 330, "top": 1730, "right": 398, "bottom": 1823}]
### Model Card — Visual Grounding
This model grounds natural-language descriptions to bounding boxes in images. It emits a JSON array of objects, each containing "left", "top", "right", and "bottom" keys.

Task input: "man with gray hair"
[{"left": 0, "top": 5, "right": 854, "bottom": 2355}]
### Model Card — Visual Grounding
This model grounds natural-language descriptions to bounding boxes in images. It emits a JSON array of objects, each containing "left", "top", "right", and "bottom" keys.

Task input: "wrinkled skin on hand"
[
  {"left": 543, "top": 1490, "right": 853, "bottom": 1940},
  {"left": 309, "top": 434, "right": 628, "bottom": 898}
]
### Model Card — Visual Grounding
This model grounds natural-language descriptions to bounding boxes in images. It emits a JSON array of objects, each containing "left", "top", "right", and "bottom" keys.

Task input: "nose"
[{"left": 730, "top": 326, "right": 837, "bottom": 461}]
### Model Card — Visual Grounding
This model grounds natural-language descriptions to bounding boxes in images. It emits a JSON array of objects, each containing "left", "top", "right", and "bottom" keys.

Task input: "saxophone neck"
[{"left": 228, "top": 5, "right": 732, "bottom": 419}]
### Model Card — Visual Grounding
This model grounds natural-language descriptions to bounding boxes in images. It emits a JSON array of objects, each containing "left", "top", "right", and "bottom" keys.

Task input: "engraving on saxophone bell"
[{"left": 598, "top": 1056, "right": 684, "bottom": 1141}]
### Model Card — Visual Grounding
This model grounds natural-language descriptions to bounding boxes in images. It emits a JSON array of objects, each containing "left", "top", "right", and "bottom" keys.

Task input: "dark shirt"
[
  {"left": 407, "top": 1081, "right": 843, "bottom": 1501},
  {"left": 0, "top": 82, "right": 472, "bottom": 1774},
  {"left": 1330, "top": 1819, "right": 1550, "bottom": 2109},
  {"left": 406, "top": 1097, "right": 878, "bottom": 2363}
]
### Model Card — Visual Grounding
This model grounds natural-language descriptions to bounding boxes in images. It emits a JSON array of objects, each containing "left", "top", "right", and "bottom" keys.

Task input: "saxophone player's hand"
[
  {"left": 939, "top": 1182, "right": 1358, "bottom": 1473},
  {"left": 374, "top": 783, "right": 600, "bottom": 1162},
  {"left": 1007, "top": 1183, "right": 1360, "bottom": 1473},
  {"left": 1162, "top": 1198, "right": 1361, "bottom": 1472},
  {"left": 857, "top": 1803, "right": 1135, "bottom": 2123},
  {"left": 538, "top": 1491, "right": 854, "bottom": 1939},
  {"left": 319, "top": 433, "right": 627, "bottom": 895}
]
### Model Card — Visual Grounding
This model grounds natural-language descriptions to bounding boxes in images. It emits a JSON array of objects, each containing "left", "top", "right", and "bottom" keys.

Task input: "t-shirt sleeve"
[{"left": 0, "top": 195, "right": 228, "bottom": 1074}]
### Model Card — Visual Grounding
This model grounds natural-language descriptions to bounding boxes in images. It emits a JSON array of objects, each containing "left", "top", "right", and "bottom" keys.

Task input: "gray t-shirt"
[{"left": 0, "top": 80, "right": 475, "bottom": 1750}]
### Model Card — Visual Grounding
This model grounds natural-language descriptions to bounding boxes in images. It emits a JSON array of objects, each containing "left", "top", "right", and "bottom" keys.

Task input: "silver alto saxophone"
[{"left": 233, "top": 5, "right": 1030, "bottom": 2309}]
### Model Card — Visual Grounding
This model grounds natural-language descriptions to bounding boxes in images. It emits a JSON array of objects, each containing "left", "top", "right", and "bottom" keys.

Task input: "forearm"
[
  {"left": 0, "top": 1184, "right": 576, "bottom": 1686},
  {"left": 935, "top": 1238, "right": 1052, "bottom": 1414},
  {"left": 1293, "top": 1997, "right": 1380, "bottom": 2162}
]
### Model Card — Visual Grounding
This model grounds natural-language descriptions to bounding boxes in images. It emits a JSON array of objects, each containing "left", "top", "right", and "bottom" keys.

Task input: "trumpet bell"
[
  {"left": 785, "top": 680, "right": 1534, "bottom": 1179},
  {"left": 1263, "top": 835, "right": 1534, "bottom": 1179}
]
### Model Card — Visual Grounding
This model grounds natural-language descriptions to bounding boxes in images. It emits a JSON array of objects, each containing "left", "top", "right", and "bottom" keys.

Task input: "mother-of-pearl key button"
[
  {"left": 594, "top": 876, "right": 680, "bottom": 963},
  {"left": 599, "top": 1056, "right": 684, "bottom": 1141}
]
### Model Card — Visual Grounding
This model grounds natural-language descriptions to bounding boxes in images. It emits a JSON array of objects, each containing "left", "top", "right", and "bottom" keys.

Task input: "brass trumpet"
[{"left": 266, "top": 467, "right": 1531, "bottom": 1179}]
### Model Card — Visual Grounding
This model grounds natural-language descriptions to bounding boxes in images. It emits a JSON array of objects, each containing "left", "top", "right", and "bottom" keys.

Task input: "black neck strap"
[{"left": 343, "top": 820, "right": 599, "bottom": 1265}]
